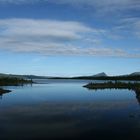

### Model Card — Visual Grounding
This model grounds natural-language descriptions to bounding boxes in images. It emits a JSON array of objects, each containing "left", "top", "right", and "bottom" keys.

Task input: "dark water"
[{"left": 0, "top": 79, "right": 140, "bottom": 140}]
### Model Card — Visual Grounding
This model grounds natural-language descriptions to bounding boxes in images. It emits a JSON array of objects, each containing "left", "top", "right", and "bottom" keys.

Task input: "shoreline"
[
  {"left": 0, "top": 88, "right": 11, "bottom": 95},
  {"left": 83, "top": 81, "right": 140, "bottom": 91},
  {"left": 0, "top": 77, "right": 34, "bottom": 86},
  {"left": 0, "top": 77, "right": 34, "bottom": 95}
]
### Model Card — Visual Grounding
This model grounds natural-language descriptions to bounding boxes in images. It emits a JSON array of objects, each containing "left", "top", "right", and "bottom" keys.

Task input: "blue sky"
[{"left": 0, "top": 0, "right": 140, "bottom": 76}]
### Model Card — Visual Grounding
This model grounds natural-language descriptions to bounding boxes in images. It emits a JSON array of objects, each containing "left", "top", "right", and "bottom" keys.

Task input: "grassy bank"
[
  {"left": 0, "top": 77, "right": 33, "bottom": 94},
  {"left": 83, "top": 81, "right": 140, "bottom": 104},
  {"left": 0, "top": 77, "right": 33, "bottom": 86},
  {"left": 83, "top": 81, "right": 140, "bottom": 91}
]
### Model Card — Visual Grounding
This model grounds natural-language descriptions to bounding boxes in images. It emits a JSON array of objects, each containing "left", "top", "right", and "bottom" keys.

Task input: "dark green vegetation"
[
  {"left": 0, "top": 77, "right": 33, "bottom": 94},
  {"left": 71, "top": 75, "right": 140, "bottom": 81},
  {"left": 83, "top": 81, "right": 140, "bottom": 94},
  {"left": 51, "top": 75, "right": 140, "bottom": 81},
  {"left": 83, "top": 81, "right": 140, "bottom": 90},
  {"left": 0, "top": 77, "right": 33, "bottom": 86},
  {"left": 84, "top": 81, "right": 140, "bottom": 104}
]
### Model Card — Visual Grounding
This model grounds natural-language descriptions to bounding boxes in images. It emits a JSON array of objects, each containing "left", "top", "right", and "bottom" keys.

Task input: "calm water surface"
[{"left": 0, "top": 79, "right": 140, "bottom": 140}]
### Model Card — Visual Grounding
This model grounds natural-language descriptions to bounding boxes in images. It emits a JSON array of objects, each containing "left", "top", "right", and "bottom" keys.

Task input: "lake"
[{"left": 0, "top": 79, "right": 140, "bottom": 140}]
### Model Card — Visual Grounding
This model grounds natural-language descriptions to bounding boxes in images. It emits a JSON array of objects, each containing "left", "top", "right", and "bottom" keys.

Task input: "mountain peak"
[
  {"left": 92, "top": 72, "right": 107, "bottom": 77},
  {"left": 130, "top": 72, "right": 140, "bottom": 76}
]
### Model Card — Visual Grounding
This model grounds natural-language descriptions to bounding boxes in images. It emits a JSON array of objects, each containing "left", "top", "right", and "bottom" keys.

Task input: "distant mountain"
[
  {"left": 92, "top": 72, "right": 107, "bottom": 77},
  {"left": 0, "top": 73, "right": 49, "bottom": 79},
  {"left": 22, "top": 75, "right": 50, "bottom": 79},
  {"left": 0, "top": 73, "right": 25, "bottom": 78},
  {"left": 0, "top": 73, "right": 7, "bottom": 77},
  {"left": 129, "top": 72, "right": 140, "bottom": 76},
  {"left": 0, "top": 72, "right": 140, "bottom": 80}
]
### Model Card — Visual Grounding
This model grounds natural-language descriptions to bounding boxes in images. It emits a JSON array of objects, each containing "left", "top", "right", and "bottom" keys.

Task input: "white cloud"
[
  {"left": 0, "top": 18, "right": 94, "bottom": 40},
  {"left": 0, "top": 37, "right": 134, "bottom": 57},
  {"left": 0, "top": 18, "right": 139, "bottom": 58},
  {"left": 114, "top": 17, "right": 140, "bottom": 38}
]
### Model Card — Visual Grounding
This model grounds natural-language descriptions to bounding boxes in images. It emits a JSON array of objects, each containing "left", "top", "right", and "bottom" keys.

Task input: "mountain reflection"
[
  {"left": 0, "top": 82, "right": 140, "bottom": 140},
  {"left": 0, "top": 100, "right": 140, "bottom": 140}
]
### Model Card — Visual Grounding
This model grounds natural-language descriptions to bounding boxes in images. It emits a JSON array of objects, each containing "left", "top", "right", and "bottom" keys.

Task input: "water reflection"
[
  {"left": 0, "top": 89, "right": 11, "bottom": 100},
  {"left": 85, "top": 87, "right": 140, "bottom": 105},
  {"left": 0, "top": 95, "right": 2, "bottom": 100},
  {"left": 0, "top": 91, "right": 8, "bottom": 100},
  {"left": 0, "top": 101, "right": 140, "bottom": 140},
  {"left": 0, "top": 80, "right": 140, "bottom": 140},
  {"left": 135, "top": 90, "right": 140, "bottom": 105}
]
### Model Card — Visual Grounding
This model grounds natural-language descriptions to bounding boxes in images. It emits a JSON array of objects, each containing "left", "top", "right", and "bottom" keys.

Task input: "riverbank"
[
  {"left": 0, "top": 77, "right": 34, "bottom": 95},
  {"left": 83, "top": 81, "right": 140, "bottom": 104},
  {"left": 83, "top": 81, "right": 140, "bottom": 91},
  {"left": 0, "top": 77, "right": 33, "bottom": 86}
]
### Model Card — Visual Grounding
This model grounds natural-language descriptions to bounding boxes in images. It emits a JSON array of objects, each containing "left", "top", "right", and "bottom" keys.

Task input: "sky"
[{"left": 0, "top": 0, "right": 140, "bottom": 76}]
